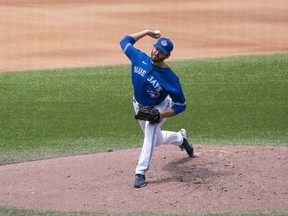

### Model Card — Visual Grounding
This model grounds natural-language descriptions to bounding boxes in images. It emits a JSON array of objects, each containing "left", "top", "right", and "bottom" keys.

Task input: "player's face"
[{"left": 151, "top": 47, "right": 168, "bottom": 62}]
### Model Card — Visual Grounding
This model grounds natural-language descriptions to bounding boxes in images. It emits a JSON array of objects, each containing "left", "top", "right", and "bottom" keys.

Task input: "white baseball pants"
[{"left": 133, "top": 96, "right": 184, "bottom": 176}]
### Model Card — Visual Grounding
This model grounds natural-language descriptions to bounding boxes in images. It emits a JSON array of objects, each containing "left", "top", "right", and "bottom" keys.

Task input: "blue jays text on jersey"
[{"left": 120, "top": 35, "right": 186, "bottom": 115}]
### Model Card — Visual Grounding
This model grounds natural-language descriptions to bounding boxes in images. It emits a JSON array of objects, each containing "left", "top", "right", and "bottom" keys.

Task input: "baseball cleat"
[
  {"left": 179, "top": 128, "right": 194, "bottom": 157},
  {"left": 134, "top": 174, "right": 146, "bottom": 188}
]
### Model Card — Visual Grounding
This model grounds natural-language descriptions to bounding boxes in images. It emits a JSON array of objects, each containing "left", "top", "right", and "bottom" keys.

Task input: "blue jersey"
[{"left": 120, "top": 36, "right": 186, "bottom": 114}]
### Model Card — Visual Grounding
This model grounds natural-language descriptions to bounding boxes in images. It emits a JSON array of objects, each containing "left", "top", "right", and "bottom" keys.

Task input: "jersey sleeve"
[
  {"left": 120, "top": 35, "right": 140, "bottom": 63},
  {"left": 169, "top": 77, "right": 186, "bottom": 115}
]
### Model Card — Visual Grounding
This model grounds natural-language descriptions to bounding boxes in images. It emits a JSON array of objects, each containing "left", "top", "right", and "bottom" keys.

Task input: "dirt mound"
[{"left": 1, "top": 145, "right": 287, "bottom": 213}]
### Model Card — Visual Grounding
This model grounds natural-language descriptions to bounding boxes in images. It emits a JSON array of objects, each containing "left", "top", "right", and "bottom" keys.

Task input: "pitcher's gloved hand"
[{"left": 135, "top": 106, "right": 161, "bottom": 124}]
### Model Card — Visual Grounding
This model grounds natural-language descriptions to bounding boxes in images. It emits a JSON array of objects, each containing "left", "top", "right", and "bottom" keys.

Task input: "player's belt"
[{"left": 133, "top": 97, "right": 154, "bottom": 109}]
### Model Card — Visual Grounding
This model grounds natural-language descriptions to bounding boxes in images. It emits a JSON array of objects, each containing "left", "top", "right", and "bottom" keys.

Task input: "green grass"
[
  {"left": 0, "top": 53, "right": 288, "bottom": 215},
  {"left": 0, "top": 53, "right": 287, "bottom": 165},
  {"left": 0, "top": 66, "right": 141, "bottom": 164},
  {"left": 168, "top": 53, "right": 288, "bottom": 145},
  {"left": 0, "top": 206, "right": 287, "bottom": 216}
]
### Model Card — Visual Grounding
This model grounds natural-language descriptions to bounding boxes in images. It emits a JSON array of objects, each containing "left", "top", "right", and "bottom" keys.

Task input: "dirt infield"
[
  {"left": 0, "top": 0, "right": 288, "bottom": 73},
  {"left": 0, "top": 0, "right": 288, "bottom": 214}
]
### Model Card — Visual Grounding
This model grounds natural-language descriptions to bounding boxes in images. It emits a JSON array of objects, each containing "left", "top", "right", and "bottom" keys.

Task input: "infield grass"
[
  {"left": 0, "top": 206, "right": 287, "bottom": 216},
  {"left": 0, "top": 53, "right": 287, "bottom": 165}
]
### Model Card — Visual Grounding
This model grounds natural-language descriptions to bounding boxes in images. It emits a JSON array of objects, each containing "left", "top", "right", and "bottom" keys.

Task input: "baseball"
[{"left": 154, "top": 30, "right": 161, "bottom": 38}]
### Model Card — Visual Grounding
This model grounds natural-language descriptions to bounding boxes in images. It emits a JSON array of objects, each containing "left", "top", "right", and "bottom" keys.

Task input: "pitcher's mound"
[{"left": 0, "top": 145, "right": 287, "bottom": 213}]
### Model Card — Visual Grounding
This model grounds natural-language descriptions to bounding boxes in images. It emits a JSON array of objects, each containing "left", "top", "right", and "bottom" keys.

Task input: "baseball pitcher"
[{"left": 120, "top": 29, "right": 194, "bottom": 188}]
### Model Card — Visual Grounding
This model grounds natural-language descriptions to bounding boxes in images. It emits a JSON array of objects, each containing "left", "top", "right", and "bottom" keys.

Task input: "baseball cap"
[{"left": 154, "top": 37, "right": 174, "bottom": 55}]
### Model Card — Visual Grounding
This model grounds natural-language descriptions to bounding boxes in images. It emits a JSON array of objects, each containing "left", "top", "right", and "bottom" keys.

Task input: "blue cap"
[{"left": 154, "top": 37, "right": 174, "bottom": 55}]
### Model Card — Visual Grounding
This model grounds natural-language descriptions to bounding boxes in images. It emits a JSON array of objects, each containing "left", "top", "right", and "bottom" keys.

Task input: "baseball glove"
[{"left": 135, "top": 106, "right": 161, "bottom": 124}]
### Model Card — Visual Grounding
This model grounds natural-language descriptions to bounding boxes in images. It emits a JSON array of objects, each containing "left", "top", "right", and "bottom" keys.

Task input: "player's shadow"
[{"left": 148, "top": 156, "right": 232, "bottom": 185}]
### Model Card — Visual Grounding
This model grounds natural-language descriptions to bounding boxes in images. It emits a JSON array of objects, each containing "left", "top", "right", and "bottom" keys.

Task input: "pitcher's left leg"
[
  {"left": 135, "top": 122, "right": 159, "bottom": 176},
  {"left": 134, "top": 122, "right": 159, "bottom": 188}
]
